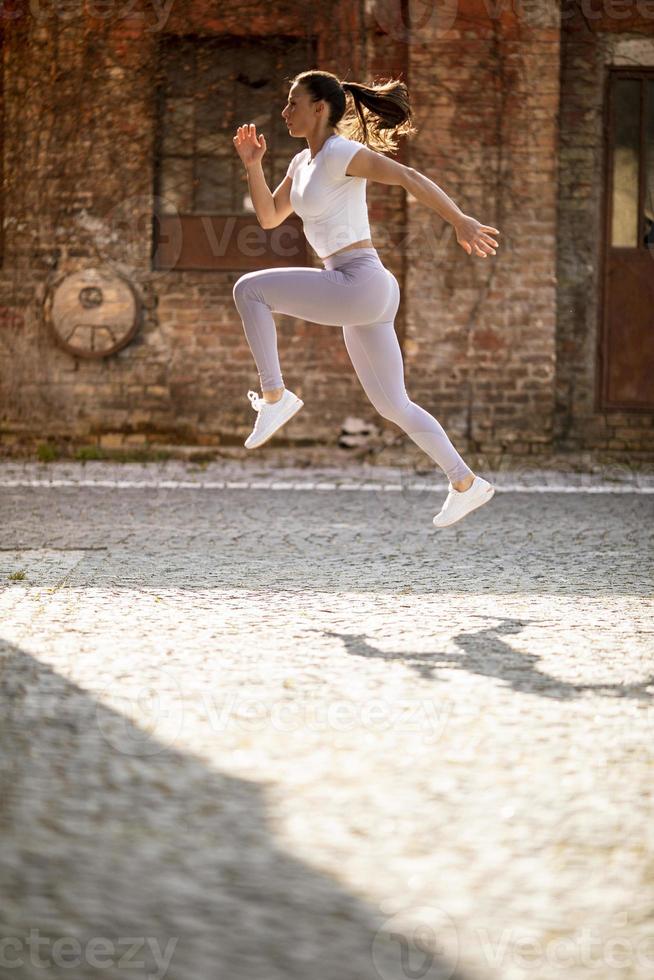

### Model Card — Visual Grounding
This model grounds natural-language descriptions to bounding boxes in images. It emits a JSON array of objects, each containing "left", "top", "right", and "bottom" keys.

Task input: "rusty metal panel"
[{"left": 154, "top": 214, "right": 310, "bottom": 271}]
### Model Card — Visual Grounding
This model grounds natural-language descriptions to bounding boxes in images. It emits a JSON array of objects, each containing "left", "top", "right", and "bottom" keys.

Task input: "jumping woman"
[{"left": 232, "top": 70, "right": 501, "bottom": 528}]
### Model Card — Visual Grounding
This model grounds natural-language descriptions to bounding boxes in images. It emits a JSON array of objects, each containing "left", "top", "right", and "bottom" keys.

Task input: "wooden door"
[{"left": 600, "top": 69, "right": 654, "bottom": 410}]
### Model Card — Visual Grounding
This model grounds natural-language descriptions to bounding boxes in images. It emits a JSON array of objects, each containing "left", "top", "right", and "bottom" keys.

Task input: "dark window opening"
[{"left": 153, "top": 34, "right": 316, "bottom": 272}]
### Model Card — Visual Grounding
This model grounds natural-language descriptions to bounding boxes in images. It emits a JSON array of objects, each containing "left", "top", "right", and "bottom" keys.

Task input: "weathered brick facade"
[
  {"left": 0, "top": 0, "right": 652, "bottom": 458},
  {"left": 557, "top": 10, "right": 654, "bottom": 455}
]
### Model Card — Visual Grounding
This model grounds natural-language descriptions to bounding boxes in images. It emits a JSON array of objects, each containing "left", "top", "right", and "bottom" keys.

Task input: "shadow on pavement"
[
  {"left": 0, "top": 640, "right": 476, "bottom": 980},
  {"left": 321, "top": 619, "right": 654, "bottom": 702}
]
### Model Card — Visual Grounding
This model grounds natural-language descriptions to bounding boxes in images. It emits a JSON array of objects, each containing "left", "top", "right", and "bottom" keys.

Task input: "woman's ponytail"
[{"left": 339, "top": 78, "right": 418, "bottom": 152}]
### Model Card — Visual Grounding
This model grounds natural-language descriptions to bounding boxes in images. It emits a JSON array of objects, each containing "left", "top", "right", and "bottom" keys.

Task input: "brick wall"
[
  {"left": 403, "top": 0, "right": 561, "bottom": 456},
  {"left": 0, "top": 1, "right": 652, "bottom": 459}
]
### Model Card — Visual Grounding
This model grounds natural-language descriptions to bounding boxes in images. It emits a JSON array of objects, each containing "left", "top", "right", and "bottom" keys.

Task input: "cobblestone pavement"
[{"left": 1, "top": 460, "right": 653, "bottom": 980}]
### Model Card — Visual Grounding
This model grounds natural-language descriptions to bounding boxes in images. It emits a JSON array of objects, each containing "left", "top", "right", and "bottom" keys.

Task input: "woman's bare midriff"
[{"left": 322, "top": 238, "right": 374, "bottom": 260}]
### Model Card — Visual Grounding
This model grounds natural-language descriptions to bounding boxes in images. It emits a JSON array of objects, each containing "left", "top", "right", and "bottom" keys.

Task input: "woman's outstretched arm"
[{"left": 346, "top": 146, "right": 500, "bottom": 259}]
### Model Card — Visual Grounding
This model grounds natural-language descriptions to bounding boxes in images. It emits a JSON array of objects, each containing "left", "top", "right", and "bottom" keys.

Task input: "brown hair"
[{"left": 290, "top": 69, "right": 418, "bottom": 154}]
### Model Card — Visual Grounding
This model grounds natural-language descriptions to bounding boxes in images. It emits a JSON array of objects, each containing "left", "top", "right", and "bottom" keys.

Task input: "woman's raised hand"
[
  {"left": 454, "top": 214, "right": 500, "bottom": 258},
  {"left": 233, "top": 123, "right": 267, "bottom": 168}
]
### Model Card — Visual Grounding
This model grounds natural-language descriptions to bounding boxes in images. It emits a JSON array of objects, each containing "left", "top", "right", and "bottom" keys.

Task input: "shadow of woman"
[{"left": 322, "top": 618, "right": 654, "bottom": 701}]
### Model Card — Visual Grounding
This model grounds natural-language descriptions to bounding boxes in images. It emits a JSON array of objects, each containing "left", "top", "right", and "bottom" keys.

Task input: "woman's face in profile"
[
  {"left": 282, "top": 85, "right": 326, "bottom": 136},
  {"left": 282, "top": 86, "right": 302, "bottom": 133}
]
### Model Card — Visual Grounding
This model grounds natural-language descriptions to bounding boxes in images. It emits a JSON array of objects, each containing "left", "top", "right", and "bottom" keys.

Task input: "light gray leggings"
[{"left": 232, "top": 246, "right": 473, "bottom": 484}]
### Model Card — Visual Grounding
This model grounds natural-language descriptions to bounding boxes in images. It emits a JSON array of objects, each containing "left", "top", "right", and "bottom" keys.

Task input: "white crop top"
[{"left": 286, "top": 134, "right": 371, "bottom": 259}]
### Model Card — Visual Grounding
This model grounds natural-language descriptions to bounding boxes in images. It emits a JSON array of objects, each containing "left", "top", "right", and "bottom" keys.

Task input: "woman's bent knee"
[
  {"left": 232, "top": 275, "right": 250, "bottom": 305},
  {"left": 233, "top": 273, "right": 263, "bottom": 309}
]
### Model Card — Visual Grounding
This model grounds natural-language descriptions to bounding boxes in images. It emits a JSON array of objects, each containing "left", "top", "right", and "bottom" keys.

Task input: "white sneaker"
[
  {"left": 244, "top": 388, "right": 304, "bottom": 449},
  {"left": 432, "top": 475, "right": 495, "bottom": 528}
]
